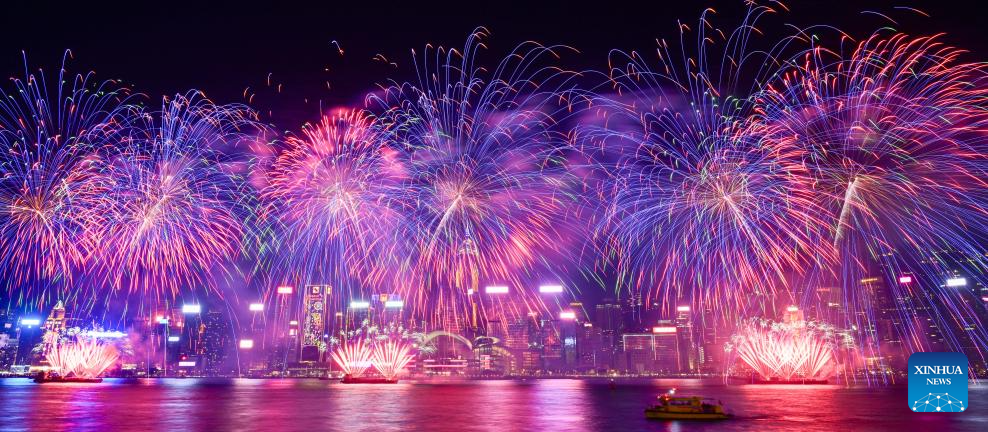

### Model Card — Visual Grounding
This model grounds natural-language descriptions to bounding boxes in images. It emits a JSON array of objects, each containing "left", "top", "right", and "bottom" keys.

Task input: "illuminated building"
[
  {"left": 503, "top": 319, "right": 529, "bottom": 375},
  {"left": 592, "top": 298, "right": 623, "bottom": 371},
  {"left": 521, "top": 350, "right": 542, "bottom": 374},
  {"left": 43, "top": 301, "right": 68, "bottom": 342},
  {"left": 0, "top": 333, "right": 15, "bottom": 372},
  {"left": 674, "top": 306, "right": 698, "bottom": 374},
  {"left": 0, "top": 310, "right": 17, "bottom": 371},
  {"left": 540, "top": 318, "right": 563, "bottom": 372},
  {"left": 12, "top": 315, "right": 43, "bottom": 368},
  {"left": 622, "top": 294, "right": 644, "bottom": 331},
  {"left": 622, "top": 321, "right": 680, "bottom": 375},
  {"left": 472, "top": 336, "right": 507, "bottom": 375},
  {"left": 421, "top": 357, "right": 469, "bottom": 376},
  {"left": 781, "top": 304, "right": 805, "bottom": 324},
  {"left": 301, "top": 285, "right": 329, "bottom": 362},
  {"left": 573, "top": 321, "right": 594, "bottom": 371}
]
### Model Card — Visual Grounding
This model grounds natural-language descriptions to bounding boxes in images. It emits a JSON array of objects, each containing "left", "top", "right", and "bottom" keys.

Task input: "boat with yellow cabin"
[{"left": 644, "top": 389, "right": 731, "bottom": 420}]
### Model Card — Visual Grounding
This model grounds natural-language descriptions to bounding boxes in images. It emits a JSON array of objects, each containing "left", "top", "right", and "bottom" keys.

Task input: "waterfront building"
[
  {"left": 623, "top": 321, "right": 680, "bottom": 375},
  {"left": 675, "top": 306, "right": 698, "bottom": 374},
  {"left": 201, "top": 309, "right": 233, "bottom": 376},
  {"left": 301, "top": 285, "right": 329, "bottom": 362}
]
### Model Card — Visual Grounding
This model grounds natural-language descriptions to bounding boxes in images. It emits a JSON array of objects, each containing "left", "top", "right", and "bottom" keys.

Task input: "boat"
[
  {"left": 340, "top": 374, "right": 398, "bottom": 384},
  {"left": 753, "top": 376, "right": 828, "bottom": 385},
  {"left": 33, "top": 372, "right": 103, "bottom": 384},
  {"left": 645, "top": 389, "right": 731, "bottom": 421}
]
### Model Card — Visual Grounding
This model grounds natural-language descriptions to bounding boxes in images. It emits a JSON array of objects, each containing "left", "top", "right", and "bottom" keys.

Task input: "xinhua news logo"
[{"left": 908, "top": 352, "right": 968, "bottom": 412}]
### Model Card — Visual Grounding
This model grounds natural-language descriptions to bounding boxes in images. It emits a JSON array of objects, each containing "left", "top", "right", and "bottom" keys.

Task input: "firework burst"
[
  {"left": 46, "top": 336, "right": 120, "bottom": 378},
  {"left": 371, "top": 340, "right": 415, "bottom": 380},
  {"left": 757, "top": 33, "right": 988, "bottom": 361},
  {"left": 729, "top": 318, "right": 838, "bottom": 381},
  {"left": 0, "top": 54, "right": 130, "bottom": 300},
  {"left": 332, "top": 338, "right": 374, "bottom": 378},
  {"left": 84, "top": 92, "right": 260, "bottom": 298},
  {"left": 367, "top": 28, "right": 586, "bottom": 322},
  {"left": 588, "top": 5, "right": 831, "bottom": 313},
  {"left": 260, "top": 108, "right": 402, "bottom": 295}
]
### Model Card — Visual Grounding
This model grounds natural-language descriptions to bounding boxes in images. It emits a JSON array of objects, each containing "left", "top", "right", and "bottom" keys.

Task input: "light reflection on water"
[{"left": 0, "top": 378, "right": 985, "bottom": 431}]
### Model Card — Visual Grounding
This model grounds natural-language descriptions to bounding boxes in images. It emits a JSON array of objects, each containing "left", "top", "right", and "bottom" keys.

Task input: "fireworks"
[
  {"left": 331, "top": 338, "right": 415, "bottom": 380},
  {"left": 756, "top": 32, "right": 988, "bottom": 363},
  {"left": 0, "top": 5, "right": 986, "bottom": 372},
  {"left": 366, "top": 28, "right": 586, "bottom": 322},
  {"left": 729, "top": 319, "right": 838, "bottom": 381},
  {"left": 588, "top": 4, "right": 831, "bottom": 312},
  {"left": 84, "top": 92, "right": 260, "bottom": 298},
  {"left": 371, "top": 340, "right": 415, "bottom": 381},
  {"left": 331, "top": 339, "right": 374, "bottom": 378},
  {"left": 0, "top": 53, "right": 130, "bottom": 299},
  {"left": 260, "top": 108, "right": 401, "bottom": 292},
  {"left": 46, "top": 337, "right": 120, "bottom": 378},
  {"left": 758, "top": 33, "right": 988, "bottom": 256}
]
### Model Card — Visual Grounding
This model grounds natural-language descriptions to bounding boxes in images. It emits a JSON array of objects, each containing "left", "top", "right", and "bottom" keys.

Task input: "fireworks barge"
[
  {"left": 340, "top": 374, "right": 398, "bottom": 384},
  {"left": 752, "top": 376, "right": 828, "bottom": 385},
  {"left": 645, "top": 389, "right": 732, "bottom": 421},
  {"left": 33, "top": 372, "right": 103, "bottom": 384}
]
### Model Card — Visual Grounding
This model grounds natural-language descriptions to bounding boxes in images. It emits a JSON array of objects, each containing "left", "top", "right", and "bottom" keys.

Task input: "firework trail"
[
  {"left": 586, "top": 5, "right": 832, "bottom": 315},
  {"left": 46, "top": 336, "right": 120, "bottom": 378},
  {"left": 83, "top": 91, "right": 261, "bottom": 299},
  {"left": 756, "top": 33, "right": 988, "bottom": 368},
  {"left": 729, "top": 319, "right": 838, "bottom": 380},
  {"left": 260, "top": 108, "right": 402, "bottom": 298},
  {"left": 371, "top": 340, "right": 415, "bottom": 380},
  {"left": 366, "top": 28, "right": 588, "bottom": 324},
  {"left": 332, "top": 338, "right": 374, "bottom": 377},
  {"left": 0, "top": 53, "right": 131, "bottom": 302}
]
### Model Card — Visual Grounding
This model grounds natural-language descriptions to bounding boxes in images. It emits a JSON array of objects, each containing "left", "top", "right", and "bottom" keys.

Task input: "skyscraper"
[
  {"left": 0, "top": 310, "right": 17, "bottom": 371},
  {"left": 675, "top": 306, "right": 698, "bottom": 374},
  {"left": 201, "top": 309, "right": 232, "bottom": 376},
  {"left": 301, "top": 285, "right": 329, "bottom": 362},
  {"left": 42, "top": 301, "right": 67, "bottom": 344},
  {"left": 593, "top": 298, "right": 623, "bottom": 371}
]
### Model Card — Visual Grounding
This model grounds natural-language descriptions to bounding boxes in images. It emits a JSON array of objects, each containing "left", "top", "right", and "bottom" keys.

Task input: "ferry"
[
  {"left": 645, "top": 389, "right": 731, "bottom": 421},
  {"left": 340, "top": 374, "right": 398, "bottom": 384}
]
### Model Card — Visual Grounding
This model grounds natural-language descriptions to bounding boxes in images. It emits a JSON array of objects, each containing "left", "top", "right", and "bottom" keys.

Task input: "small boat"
[
  {"left": 645, "top": 389, "right": 731, "bottom": 421},
  {"left": 340, "top": 374, "right": 398, "bottom": 384},
  {"left": 33, "top": 372, "right": 103, "bottom": 384}
]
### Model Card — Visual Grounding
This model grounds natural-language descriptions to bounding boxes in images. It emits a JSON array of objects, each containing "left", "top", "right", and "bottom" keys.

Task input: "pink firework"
[
  {"left": 366, "top": 29, "right": 585, "bottom": 323},
  {"left": 331, "top": 339, "right": 374, "bottom": 378},
  {"left": 729, "top": 319, "right": 838, "bottom": 381},
  {"left": 46, "top": 337, "right": 120, "bottom": 378},
  {"left": 260, "top": 109, "right": 402, "bottom": 291},
  {"left": 756, "top": 32, "right": 988, "bottom": 365},
  {"left": 584, "top": 4, "right": 835, "bottom": 317},
  {"left": 84, "top": 92, "right": 259, "bottom": 298},
  {"left": 371, "top": 340, "right": 415, "bottom": 381}
]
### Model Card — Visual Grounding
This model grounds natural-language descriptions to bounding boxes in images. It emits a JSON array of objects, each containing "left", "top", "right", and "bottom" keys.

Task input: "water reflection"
[{"left": 0, "top": 378, "right": 984, "bottom": 431}]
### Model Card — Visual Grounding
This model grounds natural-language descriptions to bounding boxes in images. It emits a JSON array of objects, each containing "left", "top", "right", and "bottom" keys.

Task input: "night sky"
[
  {"left": 2, "top": 0, "right": 984, "bottom": 131},
  {"left": 1, "top": 0, "right": 986, "bottom": 316}
]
